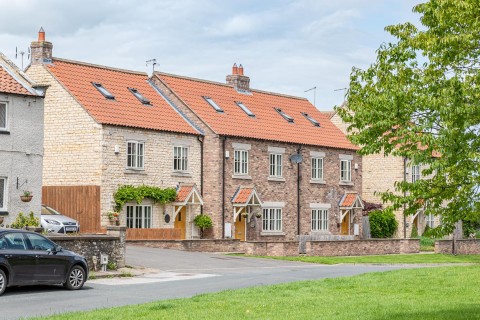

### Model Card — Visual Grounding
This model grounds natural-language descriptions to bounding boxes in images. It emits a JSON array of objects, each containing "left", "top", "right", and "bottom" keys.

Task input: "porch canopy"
[
  {"left": 231, "top": 186, "right": 262, "bottom": 221},
  {"left": 339, "top": 192, "right": 364, "bottom": 222},
  {"left": 172, "top": 184, "right": 203, "bottom": 219}
]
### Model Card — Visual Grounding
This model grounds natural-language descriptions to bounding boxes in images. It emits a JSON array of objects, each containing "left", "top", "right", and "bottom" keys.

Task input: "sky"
[{"left": 0, "top": 0, "right": 422, "bottom": 110}]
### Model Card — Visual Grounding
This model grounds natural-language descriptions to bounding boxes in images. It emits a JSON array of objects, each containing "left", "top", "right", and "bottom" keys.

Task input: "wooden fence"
[
  {"left": 42, "top": 186, "right": 103, "bottom": 234},
  {"left": 126, "top": 228, "right": 182, "bottom": 240}
]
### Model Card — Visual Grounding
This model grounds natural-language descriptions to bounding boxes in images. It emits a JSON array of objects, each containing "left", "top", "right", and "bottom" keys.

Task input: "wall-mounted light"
[
  {"left": 114, "top": 145, "right": 120, "bottom": 154},
  {"left": 225, "top": 150, "right": 230, "bottom": 159},
  {"left": 354, "top": 163, "right": 359, "bottom": 170}
]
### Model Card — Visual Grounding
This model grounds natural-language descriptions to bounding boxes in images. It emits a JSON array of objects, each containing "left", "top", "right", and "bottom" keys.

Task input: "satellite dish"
[{"left": 289, "top": 153, "right": 303, "bottom": 163}]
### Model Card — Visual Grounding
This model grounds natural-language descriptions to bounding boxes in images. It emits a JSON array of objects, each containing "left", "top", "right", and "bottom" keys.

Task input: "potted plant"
[
  {"left": 107, "top": 211, "right": 120, "bottom": 226},
  {"left": 20, "top": 190, "right": 33, "bottom": 202},
  {"left": 255, "top": 212, "right": 262, "bottom": 219},
  {"left": 241, "top": 212, "right": 249, "bottom": 218}
]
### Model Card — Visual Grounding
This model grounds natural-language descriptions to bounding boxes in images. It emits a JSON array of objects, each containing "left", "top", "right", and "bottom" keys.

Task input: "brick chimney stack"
[
  {"left": 226, "top": 63, "right": 250, "bottom": 91},
  {"left": 30, "top": 27, "right": 53, "bottom": 65}
]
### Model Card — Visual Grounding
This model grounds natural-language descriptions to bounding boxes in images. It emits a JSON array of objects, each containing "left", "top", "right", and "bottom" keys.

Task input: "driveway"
[{"left": 2, "top": 245, "right": 424, "bottom": 320}]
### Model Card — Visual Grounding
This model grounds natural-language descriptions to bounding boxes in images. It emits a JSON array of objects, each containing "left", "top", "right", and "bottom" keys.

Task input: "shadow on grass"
[{"left": 375, "top": 305, "right": 480, "bottom": 320}]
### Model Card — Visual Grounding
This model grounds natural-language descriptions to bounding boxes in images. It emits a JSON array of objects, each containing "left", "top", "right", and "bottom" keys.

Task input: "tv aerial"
[
  {"left": 15, "top": 47, "right": 30, "bottom": 70},
  {"left": 304, "top": 86, "right": 316, "bottom": 107},
  {"left": 146, "top": 58, "right": 157, "bottom": 77}
]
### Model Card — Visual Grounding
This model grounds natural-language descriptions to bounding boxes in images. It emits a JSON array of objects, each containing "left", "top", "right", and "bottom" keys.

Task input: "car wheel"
[
  {"left": 64, "top": 265, "right": 86, "bottom": 290},
  {"left": 0, "top": 269, "right": 7, "bottom": 296}
]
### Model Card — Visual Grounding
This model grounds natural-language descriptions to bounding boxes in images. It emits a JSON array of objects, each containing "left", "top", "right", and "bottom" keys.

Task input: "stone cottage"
[
  {"left": 152, "top": 64, "right": 363, "bottom": 241},
  {"left": 0, "top": 52, "right": 44, "bottom": 226},
  {"left": 26, "top": 29, "right": 204, "bottom": 239}
]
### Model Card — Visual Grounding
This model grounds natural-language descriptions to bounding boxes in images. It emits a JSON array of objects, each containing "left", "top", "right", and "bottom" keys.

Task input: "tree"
[
  {"left": 337, "top": 0, "right": 480, "bottom": 236},
  {"left": 193, "top": 214, "right": 213, "bottom": 239}
]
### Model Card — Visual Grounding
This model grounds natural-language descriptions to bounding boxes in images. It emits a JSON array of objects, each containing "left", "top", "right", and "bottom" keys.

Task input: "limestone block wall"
[
  {"left": 0, "top": 92, "right": 43, "bottom": 225},
  {"left": 26, "top": 65, "right": 103, "bottom": 186}
]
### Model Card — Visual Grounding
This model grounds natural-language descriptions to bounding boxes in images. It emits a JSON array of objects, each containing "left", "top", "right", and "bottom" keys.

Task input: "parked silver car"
[{"left": 41, "top": 205, "right": 80, "bottom": 234}]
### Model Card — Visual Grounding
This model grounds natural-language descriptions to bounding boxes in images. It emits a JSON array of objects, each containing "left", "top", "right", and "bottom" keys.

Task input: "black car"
[{"left": 0, "top": 229, "right": 88, "bottom": 296}]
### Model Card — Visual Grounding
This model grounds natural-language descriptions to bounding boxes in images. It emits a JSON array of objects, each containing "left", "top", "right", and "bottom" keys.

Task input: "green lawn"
[
  {"left": 35, "top": 266, "right": 480, "bottom": 320},
  {"left": 240, "top": 253, "right": 480, "bottom": 265}
]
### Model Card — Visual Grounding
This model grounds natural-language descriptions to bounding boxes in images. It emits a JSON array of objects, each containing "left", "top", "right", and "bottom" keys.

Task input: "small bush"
[
  {"left": 10, "top": 212, "right": 40, "bottom": 229},
  {"left": 369, "top": 210, "right": 398, "bottom": 238},
  {"left": 194, "top": 214, "right": 213, "bottom": 239}
]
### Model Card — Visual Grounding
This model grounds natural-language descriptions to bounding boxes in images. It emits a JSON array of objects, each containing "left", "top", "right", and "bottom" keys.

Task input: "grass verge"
[{"left": 34, "top": 266, "right": 480, "bottom": 320}]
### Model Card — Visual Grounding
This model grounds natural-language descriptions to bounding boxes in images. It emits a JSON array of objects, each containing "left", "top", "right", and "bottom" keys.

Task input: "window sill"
[
  {"left": 310, "top": 179, "right": 326, "bottom": 185},
  {"left": 0, "top": 211, "right": 8, "bottom": 216},
  {"left": 125, "top": 169, "right": 147, "bottom": 175},
  {"left": 232, "top": 175, "right": 252, "bottom": 180},
  {"left": 0, "top": 130, "right": 10, "bottom": 135},
  {"left": 268, "top": 176, "right": 285, "bottom": 182},
  {"left": 339, "top": 181, "right": 354, "bottom": 186},
  {"left": 261, "top": 232, "right": 285, "bottom": 236},
  {"left": 172, "top": 171, "right": 192, "bottom": 178}
]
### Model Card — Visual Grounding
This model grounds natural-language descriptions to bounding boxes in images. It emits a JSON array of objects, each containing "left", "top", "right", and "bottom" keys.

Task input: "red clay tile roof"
[
  {"left": 232, "top": 187, "right": 253, "bottom": 204},
  {"left": 0, "top": 55, "right": 37, "bottom": 96},
  {"left": 46, "top": 59, "right": 199, "bottom": 135},
  {"left": 339, "top": 193, "right": 363, "bottom": 208},
  {"left": 175, "top": 185, "right": 194, "bottom": 202},
  {"left": 156, "top": 73, "right": 357, "bottom": 150}
]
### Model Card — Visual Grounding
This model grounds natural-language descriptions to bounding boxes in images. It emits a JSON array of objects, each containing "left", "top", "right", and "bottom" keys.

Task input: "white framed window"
[
  {"left": 311, "top": 209, "right": 328, "bottom": 231},
  {"left": 262, "top": 208, "right": 282, "bottom": 232},
  {"left": 0, "top": 177, "right": 6, "bottom": 211},
  {"left": 0, "top": 103, "right": 7, "bottom": 131},
  {"left": 426, "top": 213, "right": 435, "bottom": 228},
  {"left": 269, "top": 154, "right": 283, "bottom": 177},
  {"left": 412, "top": 165, "right": 420, "bottom": 182},
  {"left": 127, "top": 141, "right": 144, "bottom": 170},
  {"left": 340, "top": 159, "right": 352, "bottom": 182},
  {"left": 126, "top": 205, "right": 152, "bottom": 228},
  {"left": 173, "top": 146, "right": 188, "bottom": 172},
  {"left": 234, "top": 150, "right": 248, "bottom": 175},
  {"left": 311, "top": 157, "right": 324, "bottom": 180}
]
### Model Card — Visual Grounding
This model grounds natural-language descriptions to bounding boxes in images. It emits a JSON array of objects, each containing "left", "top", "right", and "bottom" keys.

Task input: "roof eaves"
[
  {"left": 52, "top": 57, "right": 147, "bottom": 76},
  {"left": 0, "top": 54, "right": 39, "bottom": 96}
]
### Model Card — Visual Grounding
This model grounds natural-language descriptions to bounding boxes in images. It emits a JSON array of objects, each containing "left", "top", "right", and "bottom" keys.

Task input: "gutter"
[{"left": 198, "top": 135, "right": 204, "bottom": 214}]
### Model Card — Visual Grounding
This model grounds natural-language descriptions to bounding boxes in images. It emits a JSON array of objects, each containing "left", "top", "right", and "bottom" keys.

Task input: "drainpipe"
[
  {"left": 222, "top": 136, "right": 226, "bottom": 239},
  {"left": 403, "top": 157, "right": 407, "bottom": 239},
  {"left": 297, "top": 146, "right": 301, "bottom": 236},
  {"left": 197, "top": 135, "right": 204, "bottom": 215}
]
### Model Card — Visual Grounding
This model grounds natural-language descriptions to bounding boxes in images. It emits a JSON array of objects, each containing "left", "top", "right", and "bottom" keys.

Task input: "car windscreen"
[{"left": 41, "top": 206, "right": 61, "bottom": 215}]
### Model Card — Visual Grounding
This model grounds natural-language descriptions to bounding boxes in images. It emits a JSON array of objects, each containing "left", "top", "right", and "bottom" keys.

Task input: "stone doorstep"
[{"left": 89, "top": 266, "right": 159, "bottom": 279}]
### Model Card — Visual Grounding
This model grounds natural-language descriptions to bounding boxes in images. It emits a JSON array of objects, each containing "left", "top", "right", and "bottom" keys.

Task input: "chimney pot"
[
  {"left": 238, "top": 64, "right": 244, "bottom": 76},
  {"left": 38, "top": 27, "right": 45, "bottom": 41},
  {"left": 232, "top": 63, "right": 238, "bottom": 75}
]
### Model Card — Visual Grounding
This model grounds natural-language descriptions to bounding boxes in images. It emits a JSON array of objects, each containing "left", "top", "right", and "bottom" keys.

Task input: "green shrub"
[
  {"left": 194, "top": 214, "right": 213, "bottom": 239},
  {"left": 10, "top": 212, "right": 40, "bottom": 229},
  {"left": 411, "top": 224, "right": 419, "bottom": 238},
  {"left": 423, "top": 224, "right": 432, "bottom": 237},
  {"left": 369, "top": 210, "right": 398, "bottom": 238}
]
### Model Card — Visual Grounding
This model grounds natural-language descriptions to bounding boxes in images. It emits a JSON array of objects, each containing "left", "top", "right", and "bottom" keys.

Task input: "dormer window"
[
  {"left": 236, "top": 101, "right": 255, "bottom": 117},
  {"left": 92, "top": 82, "right": 114, "bottom": 100},
  {"left": 129, "top": 88, "right": 150, "bottom": 105},
  {"left": 274, "top": 108, "right": 294, "bottom": 123},
  {"left": 302, "top": 112, "right": 320, "bottom": 127},
  {"left": 203, "top": 96, "right": 224, "bottom": 113}
]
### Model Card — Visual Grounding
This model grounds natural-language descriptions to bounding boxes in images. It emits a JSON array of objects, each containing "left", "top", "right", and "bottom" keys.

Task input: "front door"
[
  {"left": 234, "top": 212, "right": 246, "bottom": 241},
  {"left": 341, "top": 211, "right": 350, "bottom": 235},
  {"left": 174, "top": 207, "right": 186, "bottom": 240}
]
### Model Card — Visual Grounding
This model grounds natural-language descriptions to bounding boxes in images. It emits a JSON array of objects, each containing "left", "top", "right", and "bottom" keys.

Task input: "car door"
[
  {"left": 1, "top": 232, "right": 36, "bottom": 285},
  {"left": 24, "top": 233, "right": 70, "bottom": 283}
]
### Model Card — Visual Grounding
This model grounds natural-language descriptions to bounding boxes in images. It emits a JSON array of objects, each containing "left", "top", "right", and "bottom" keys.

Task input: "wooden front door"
[
  {"left": 234, "top": 213, "right": 246, "bottom": 241},
  {"left": 341, "top": 211, "right": 350, "bottom": 235},
  {"left": 174, "top": 207, "right": 186, "bottom": 240}
]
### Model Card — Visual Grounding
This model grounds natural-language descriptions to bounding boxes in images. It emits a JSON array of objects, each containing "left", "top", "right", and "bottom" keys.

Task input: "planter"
[
  {"left": 20, "top": 195, "right": 33, "bottom": 202},
  {"left": 25, "top": 226, "right": 43, "bottom": 233},
  {"left": 255, "top": 213, "right": 262, "bottom": 219}
]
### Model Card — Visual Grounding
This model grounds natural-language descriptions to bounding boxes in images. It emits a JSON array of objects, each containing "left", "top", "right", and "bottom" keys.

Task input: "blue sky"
[{"left": 0, "top": 0, "right": 422, "bottom": 110}]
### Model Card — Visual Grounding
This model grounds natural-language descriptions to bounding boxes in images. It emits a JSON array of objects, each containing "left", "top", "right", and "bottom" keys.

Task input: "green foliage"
[
  {"left": 368, "top": 210, "right": 398, "bottom": 238},
  {"left": 107, "top": 261, "right": 117, "bottom": 271},
  {"left": 10, "top": 212, "right": 40, "bottom": 229},
  {"left": 463, "top": 218, "right": 480, "bottom": 238},
  {"left": 114, "top": 185, "right": 177, "bottom": 211},
  {"left": 338, "top": 0, "right": 480, "bottom": 236},
  {"left": 411, "top": 224, "right": 419, "bottom": 238},
  {"left": 193, "top": 214, "right": 213, "bottom": 239}
]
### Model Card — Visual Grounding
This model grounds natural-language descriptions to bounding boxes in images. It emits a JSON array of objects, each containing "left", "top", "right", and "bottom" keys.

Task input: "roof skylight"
[
  {"left": 236, "top": 101, "right": 255, "bottom": 117},
  {"left": 302, "top": 112, "right": 320, "bottom": 127},
  {"left": 92, "top": 82, "right": 114, "bottom": 100},
  {"left": 274, "top": 108, "right": 294, "bottom": 123},
  {"left": 129, "top": 87, "right": 151, "bottom": 105},
  {"left": 203, "top": 96, "right": 224, "bottom": 113}
]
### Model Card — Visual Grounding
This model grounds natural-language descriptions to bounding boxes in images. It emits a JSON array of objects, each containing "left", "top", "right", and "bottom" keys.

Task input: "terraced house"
[
  {"left": 26, "top": 29, "right": 204, "bottom": 239},
  {"left": 0, "top": 52, "right": 44, "bottom": 225},
  {"left": 153, "top": 64, "right": 364, "bottom": 241}
]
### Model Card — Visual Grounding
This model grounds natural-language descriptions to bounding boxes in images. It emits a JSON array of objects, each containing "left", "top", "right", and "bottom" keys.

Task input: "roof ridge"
[
  {"left": 52, "top": 57, "right": 147, "bottom": 76},
  {"left": 155, "top": 71, "right": 309, "bottom": 102}
]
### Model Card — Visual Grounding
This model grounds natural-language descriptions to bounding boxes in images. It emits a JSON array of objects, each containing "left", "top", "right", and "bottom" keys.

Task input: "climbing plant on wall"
[{"left": 113, "top": 185, "right": 177, "bottom": 211}]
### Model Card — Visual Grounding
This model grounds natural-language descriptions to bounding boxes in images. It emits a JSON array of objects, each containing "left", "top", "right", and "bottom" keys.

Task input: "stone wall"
[
  {"left": 435, "top": 239, "right": 480, "bottom": 254},
  {"left": 48, "top": 226, "right": 126, "bottom": 270},
  {"left": 129, "top": 239, "right": 245, "bottom": 252},
  {"left": 306, "top": 239, "right": 419, "bottom": 256}
]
